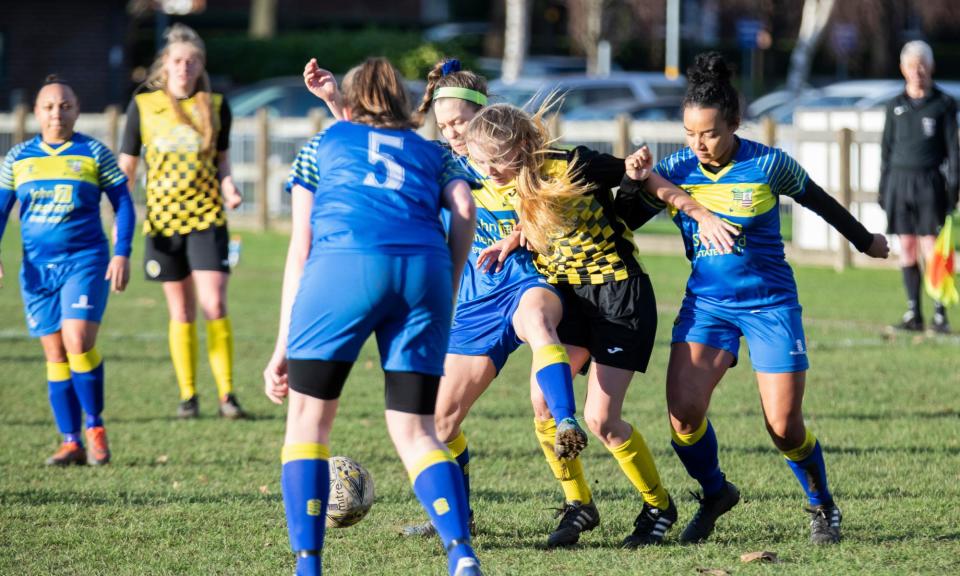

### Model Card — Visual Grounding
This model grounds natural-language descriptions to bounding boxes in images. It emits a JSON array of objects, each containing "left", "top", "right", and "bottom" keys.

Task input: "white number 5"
[{"left": 363, "top": 132, "right": 405, "bottom": 190}]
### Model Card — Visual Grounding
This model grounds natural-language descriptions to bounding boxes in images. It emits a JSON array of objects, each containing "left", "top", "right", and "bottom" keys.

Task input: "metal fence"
[{"left": 0, "top": 105, "right": 904, "bottom": 269}]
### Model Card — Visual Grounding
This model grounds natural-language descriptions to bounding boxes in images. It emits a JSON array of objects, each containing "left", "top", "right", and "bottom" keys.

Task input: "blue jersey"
[
  {"left": 286, "top": 121, "right": 468, "bottom": 257},
  {"left": 0, "top": 133, "right": 133, "bottom": 263},
  {"left": 442, "top": 155, "right": 544, "bottom": 308},
  {"left": 654, "top": 138, "right": 809, "bottom": 309}
]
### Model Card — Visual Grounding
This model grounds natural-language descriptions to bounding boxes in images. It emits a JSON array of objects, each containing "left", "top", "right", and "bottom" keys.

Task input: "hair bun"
[{"left": 688, "top": 52, "right": 731, "bottom": 87}]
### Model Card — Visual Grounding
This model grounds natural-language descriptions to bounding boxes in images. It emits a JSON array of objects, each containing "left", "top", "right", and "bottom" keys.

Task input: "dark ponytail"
[{"left": 683, "top": 52, "right": 740, "bottom": 125}]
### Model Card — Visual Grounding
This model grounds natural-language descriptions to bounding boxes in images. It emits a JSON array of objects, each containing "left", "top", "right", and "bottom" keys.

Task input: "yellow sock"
[
  {"left": 206, "top": 317, "right": 234, "bottom": 399},
  {"left": 782, "top": 429, "right": 817, "bottom": 462},
  {"left": 534, "top": 418, "right": 592, "bottom": 504},
  {"left": 169, "top": 321, "right": 198, "bottom": 401},
  {"left": 608, "top": 425, "right": 670, "bottom": 509}
]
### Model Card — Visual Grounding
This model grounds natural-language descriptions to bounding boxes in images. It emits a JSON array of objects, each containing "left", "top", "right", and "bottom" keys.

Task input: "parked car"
[
  {"left": 228, "top": 76, "right": 427, "bottom": 118},
  {"left": 752, "top": 79, "right": 960, "bottom": 124},
  {"left": 563, "top": 97, "right": 684, "bottom": 121},
  {"left": 488, "top": 72, "right": 686, "bottom": 117}
]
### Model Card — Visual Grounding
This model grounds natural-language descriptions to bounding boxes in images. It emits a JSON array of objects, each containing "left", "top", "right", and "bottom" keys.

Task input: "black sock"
[{"left": 902, "top": 265, "right": 922, "bottom": 315}]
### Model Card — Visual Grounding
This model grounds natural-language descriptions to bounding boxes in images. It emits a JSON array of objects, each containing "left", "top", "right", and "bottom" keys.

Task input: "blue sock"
[
  {"left": 671, "top": 419, "right": 726, "bottom": 496},
  {"left": 47, "top": 362, "right": 82, "bottom": 442},
  {"left": 783, "top": 433, "right": 833, "bottom": 507},
  {"left": 68, "top": 349, "right": 104, "bottom": 428},
  {"left": 446, "top": 432, "right": 472, "bottom": 513},
  {"left": 282, "top": 443, "right": 330, "bottom": 576},
  {"left": 533, "top": 344, "right": 576, "bottom": 422},
  {"left": 410, "top": 451, "right": 477, "bottom": 575}
]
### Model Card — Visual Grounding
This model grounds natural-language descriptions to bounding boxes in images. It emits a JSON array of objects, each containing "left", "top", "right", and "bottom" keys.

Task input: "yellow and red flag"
[{"left": 925, "top": 215, "right": 958, "bottom": 307}]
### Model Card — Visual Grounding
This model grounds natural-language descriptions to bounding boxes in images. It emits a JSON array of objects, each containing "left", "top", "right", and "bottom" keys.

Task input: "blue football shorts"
[
  {"left": 287, "top": 252, "right": 453, "bottom": 376},
  {"left": 448, "top": 277, "right": 560, "bottom": 373},
  {"left": 672, "top": 297, "right": 810, "bottom": 373},
  {"left": 20, "top": 258, "right": 110, "bottom": 338}
]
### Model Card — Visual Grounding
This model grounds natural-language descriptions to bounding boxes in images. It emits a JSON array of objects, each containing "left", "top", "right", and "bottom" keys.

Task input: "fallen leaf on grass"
[
  {"left": 259, "top": 485, "right": 270, "bottom": 495},
  {"left": 155, "top": 454, "right": 169, "bottom": 464},
  {"left": 740, "top": 550, "right": 779, "bottom": 563},
  {"left": 172, "top": 481, "right": 182, "bottom": 490},
  {"left": 696, "top": 568, "right": 731, "bottom": 575}
]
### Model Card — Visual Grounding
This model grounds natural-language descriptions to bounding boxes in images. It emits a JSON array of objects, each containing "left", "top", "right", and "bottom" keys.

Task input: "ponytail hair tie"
[{"left": 441, "top": 59, "right": 462, "bottom": 76}]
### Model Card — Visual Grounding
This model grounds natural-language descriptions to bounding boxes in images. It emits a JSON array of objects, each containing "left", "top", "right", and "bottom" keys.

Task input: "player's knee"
[
  {"left": 433, "top": 410, "right": 462, "bottom": 443},
  {"left": 764, "top": 416, "right": 804, "bottom": 449},
  {"left": 583, "top": 409, "right": 615, "bottom": 443}
]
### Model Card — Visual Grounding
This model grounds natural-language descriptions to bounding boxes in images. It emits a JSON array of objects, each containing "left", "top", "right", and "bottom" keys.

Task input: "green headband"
[{"left": 433, "top": 86, "right": 488, "bottom": 106}]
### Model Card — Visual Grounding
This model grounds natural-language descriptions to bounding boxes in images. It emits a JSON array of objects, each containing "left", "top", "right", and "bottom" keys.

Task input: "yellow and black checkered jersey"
[
  {"left": 122, "top": 90, "right": 232, "bottom": 237},
  {"left": 532, "top": 146, "right": 644, "bottom": 285}
]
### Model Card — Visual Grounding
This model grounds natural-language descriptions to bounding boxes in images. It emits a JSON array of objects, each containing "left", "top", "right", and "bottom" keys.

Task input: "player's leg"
[
  {"left": 583, "top": 361, "right": 676, "bottom": 547},
  {"left": 283, "top": 363, "right": 344, "bottom": 576},
  {"left": 381, "top": 254, "right": 480, "bottom": 576},
  {"left": 163, "top": 278, "right": 200, "bottom": 416},
  {"left": 756, "top": 370, "right": 841, "bottom": 544},
  {"left": 385, "top": 375, "right": 479, "bottom": 576},
  {"left": 39, "top": 331, "right": 86, "bottom": 466},
  {"left": 403, "top": 354, "right": 494, "bottom": 537},
  {"left": 897, "top": 233, "right": 924, "bottom": 330},
  {"left": 513, "top": 286, "right": 586, "bottom": 460},
  {"left": 189, "top": 225, "right": 243, "bottom": 417},
  {"left": 60, "top": 261, "right": 112, "bottom": 464}
]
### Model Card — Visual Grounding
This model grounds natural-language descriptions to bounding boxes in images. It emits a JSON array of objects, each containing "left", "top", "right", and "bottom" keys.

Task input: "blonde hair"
[
  {"left": 418, "top": 58, "right": 488, "bottom": 114},
  {"left": 142, "top": 23, "right": 215, "bottom": 154},
  {"left": 465, "top": 102, "right": 593, "bottom": 255},
  {"left": 342, "top": 58, "right": 418, "bottom": 130}
]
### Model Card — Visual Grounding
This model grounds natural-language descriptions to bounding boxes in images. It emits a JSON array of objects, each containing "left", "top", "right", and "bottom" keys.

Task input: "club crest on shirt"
[
  {"left": 731, "top": 186, "right": 754, "bottom": 211},
  {"left": 67, "top": 159, "right": 83, "bottom": 173},
  {"left": 922, "top": 117, "right": 937, "bottom": 137}
]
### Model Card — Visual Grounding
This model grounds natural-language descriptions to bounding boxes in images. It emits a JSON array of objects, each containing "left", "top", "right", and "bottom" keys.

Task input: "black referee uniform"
[
  {"left": 880, "top": 85, "right": 958, "bottom": 235},
  {"left": 880, "top": 84, "right": 959, "bottom": 330}
]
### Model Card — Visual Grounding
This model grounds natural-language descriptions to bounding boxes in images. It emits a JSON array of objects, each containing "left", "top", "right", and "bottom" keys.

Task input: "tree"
[
  {"left": 501, "top": 0, "right": 530, "bottom": 83},
  {"left": 249, "top": 0, "right": 277, "bottom": 39},
  {"left": 786, "top": 0, "right": 837, "bottom": 92}
]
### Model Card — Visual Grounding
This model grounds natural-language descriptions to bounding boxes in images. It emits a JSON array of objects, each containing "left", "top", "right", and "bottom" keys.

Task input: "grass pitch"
[{"left": 1, "top": 230, "right": 958, "bottom": 575}]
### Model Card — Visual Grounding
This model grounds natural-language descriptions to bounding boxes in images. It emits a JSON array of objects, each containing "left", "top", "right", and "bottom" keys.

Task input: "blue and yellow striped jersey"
[
  {"left": 654, "top": 138, "right": 808, "bottom": 308},
  {"left": 0, "top": 133, "right": 131, "bottom": 263},
  {"left": 285, "top": 121, "right": 471, "bottom": 256},
  {"left": 446, "top": 155, "right": 543, "bottom": 306}
]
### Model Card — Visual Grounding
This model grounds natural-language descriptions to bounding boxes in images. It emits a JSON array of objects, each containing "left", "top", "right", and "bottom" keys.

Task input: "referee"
[{"left": 880, "top": 40, "right": 959, "bottom": 333}]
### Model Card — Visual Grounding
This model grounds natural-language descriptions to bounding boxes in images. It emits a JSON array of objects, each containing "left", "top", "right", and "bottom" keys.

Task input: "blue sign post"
[{"left": 737, "top": 19, "right": 764, "bottom": 101}]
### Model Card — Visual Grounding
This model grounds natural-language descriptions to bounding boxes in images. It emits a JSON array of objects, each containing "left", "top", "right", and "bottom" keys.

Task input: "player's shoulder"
[
  {"left": 4, "top": 137, "right": 38, "bottom": 163},
  {"left": 656, "top": 146, "right": 698, "bottom": 178}
]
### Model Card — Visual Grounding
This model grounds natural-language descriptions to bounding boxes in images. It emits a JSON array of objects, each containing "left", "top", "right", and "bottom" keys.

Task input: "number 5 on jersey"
[{"left": 364, "top": 132, "right": 405, "bottom": 190}]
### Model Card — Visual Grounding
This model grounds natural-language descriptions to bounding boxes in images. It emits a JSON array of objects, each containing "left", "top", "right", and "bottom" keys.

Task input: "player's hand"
[
  {"left": 697, "top": 212, "right": 740, "bottom": 254},
  {"left": 865, "top": 233, "right": 890, "bottom": 259},
  {"left": 624, "top": 146, "right": 653, "bottom": 181},
  {"left": 105, "top": 256, "right": 130, "bottom": 292},
  {"left": 264, "top": 352, "right": 289, "bottom": 405},
  {"left": 0, "top": 259, "right": 5, "bottom": 288},
  {"left": 477, "top": 229, "right": 523, "bottom": 273},
  {"left": 221, "top": 178, "right": 243, "bottom": 210},
  {"left": 303, "top": 59, "right": 340, "bottom": 103}
]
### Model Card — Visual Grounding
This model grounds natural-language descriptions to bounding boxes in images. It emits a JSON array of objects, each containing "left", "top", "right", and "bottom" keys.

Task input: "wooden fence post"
[
  {"left": 256, "top": 108, "right": 270, "bottom": 232},
  {"left": 762, "top": 115, "right": 776, "bottom": 147},
  {"left": 105, "top": 105, "right": 120, "bottom": 153},
  {"left": 614, "top": 113, "right": 631, "bottom": 158},
  {"left": 13, "top": 103, "right": 28, "bottom": 144},
  {"left": 836, "top": 127, "right": 853, "bottom": 272}
]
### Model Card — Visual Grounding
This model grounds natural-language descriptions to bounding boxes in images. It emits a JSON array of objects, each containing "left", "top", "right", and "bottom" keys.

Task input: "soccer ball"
[{"left": 326, "top": 456, "right": 375, "bottom": 528}]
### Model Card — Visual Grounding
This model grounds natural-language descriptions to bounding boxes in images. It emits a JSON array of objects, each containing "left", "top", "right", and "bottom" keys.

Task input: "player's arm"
[
  {"left": 103, "top": 182, "right": 134, "bottom": 292},
  {"left": 878, "top": 102, "right": 895, "bottom": 211},
  {"left": 570, "top": 145, "right": 625, "bottom": 191},
  {"left": 0, "top": 150, "right": 19, "bottom": 286},
  {"left": 621, "top": 147, "right": 739, "bottom": 252},
  {"left": 794, "top": 178, "right": 889, "bottom": 258},
  {"left": 943, "top": 97, "right": 959, "bottom": 210},
  {"left": 441, "top": 179, "right": 477, "bottom": 297},
  {"left": 264, "top": 184, "right": 313, "bottom": 404},
  {"left": 118, "top": 98, "right": 142, "bottom": 185},
  {"left": 217, "top": 99, "right": 242, "bottom": 210},
  {"left": 303, "top": 59, "right": 344, "bottom": 120}
]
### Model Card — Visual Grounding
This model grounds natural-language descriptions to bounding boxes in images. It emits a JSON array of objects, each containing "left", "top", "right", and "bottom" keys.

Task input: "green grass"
[{"left": 1, "top": 230, "right": 959, "bottom": 575}]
